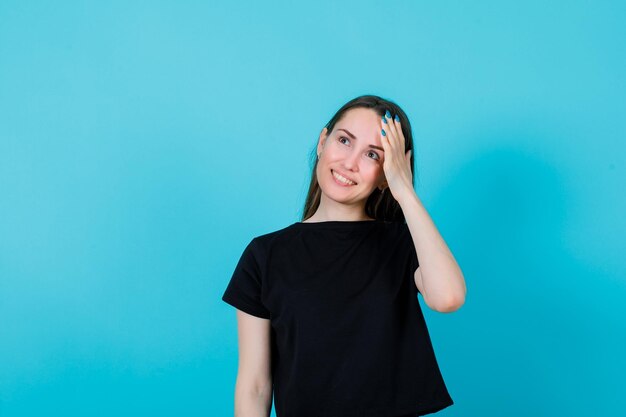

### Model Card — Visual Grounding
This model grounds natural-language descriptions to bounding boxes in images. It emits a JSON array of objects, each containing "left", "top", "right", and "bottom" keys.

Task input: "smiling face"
[{"left": 315, "top": 107, "right": 388, "bottom": 210}]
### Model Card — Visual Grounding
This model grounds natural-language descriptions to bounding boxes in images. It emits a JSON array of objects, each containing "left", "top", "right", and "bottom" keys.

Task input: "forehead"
[
  {"left": 334, "top": 108, "right": 381, "bottom": 142},
  {"left": 338, "top": 107, "right": 380, "bottom": 124}
]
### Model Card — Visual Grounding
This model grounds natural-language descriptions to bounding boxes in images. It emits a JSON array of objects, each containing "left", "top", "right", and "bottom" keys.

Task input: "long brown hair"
[{"left": 301, "top": 95, "right": 417, "bottom": 222}]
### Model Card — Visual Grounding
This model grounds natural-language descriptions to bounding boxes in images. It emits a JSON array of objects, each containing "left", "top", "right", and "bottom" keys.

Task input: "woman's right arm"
[{"left": 233, "top": 309, "right": 273, "bottom": 417}]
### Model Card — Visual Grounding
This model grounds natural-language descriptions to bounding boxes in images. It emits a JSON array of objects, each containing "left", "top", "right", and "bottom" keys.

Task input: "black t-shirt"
[{"left": 222, "top": 219, "right": 454, "bottom": 417}]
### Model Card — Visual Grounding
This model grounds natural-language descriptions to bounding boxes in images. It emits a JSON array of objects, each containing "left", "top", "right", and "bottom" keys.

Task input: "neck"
[{"left": 306, "top": 193, "right": 373, "bottom": 222}]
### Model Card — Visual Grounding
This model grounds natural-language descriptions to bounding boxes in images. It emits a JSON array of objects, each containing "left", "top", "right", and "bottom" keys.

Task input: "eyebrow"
[{"left": 337, "top": 128, "right": 384, "bottom": 152}]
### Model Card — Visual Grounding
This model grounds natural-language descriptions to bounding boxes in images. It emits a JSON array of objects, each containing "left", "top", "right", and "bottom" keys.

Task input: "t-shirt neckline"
[{"left": 292, "top": 219, "right": 382, "bottom": 228}]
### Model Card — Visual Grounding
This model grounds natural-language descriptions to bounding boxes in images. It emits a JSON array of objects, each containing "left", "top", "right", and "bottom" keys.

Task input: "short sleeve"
[
  {"left": 221, "top": 238, "right": 271, "bottom": 319},
  {"left": 399, "top": 222, "right": 420, "bottom": 275}
]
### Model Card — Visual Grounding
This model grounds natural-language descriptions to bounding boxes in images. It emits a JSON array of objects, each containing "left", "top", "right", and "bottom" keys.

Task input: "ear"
[{"left": 317, "top": 128, "right": 328, "bottom": 156}]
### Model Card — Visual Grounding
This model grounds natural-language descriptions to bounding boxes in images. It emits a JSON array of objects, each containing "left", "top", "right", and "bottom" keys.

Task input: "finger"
[
  {"left": 381, "top": 115, "right": 392, "bottom": 143},
  {"left": 380, "top": 126, "right": 391, "bottom": 152},
  {"left": 379, "top": 128, "right": 392, "bottom": 171},
  {"left": 386, "top": 112, "right": 400, "bottom": 138},
  {"left": 380, "top": 115, "right": 391, "bottom": 146},
  {"left": 391, "top": 114, "right": 406, "bottom": 149},
  {"left": 388, "top": 112, "right": 406, "bottom": 154},
  {"left": 381, "top": 114, "right": 398, "bottom": 152}
]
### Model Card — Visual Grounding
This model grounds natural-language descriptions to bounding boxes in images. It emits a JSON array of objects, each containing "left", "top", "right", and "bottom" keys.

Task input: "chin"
[{"left": 320, "top": 181, "right": 371, "bottom": 206}]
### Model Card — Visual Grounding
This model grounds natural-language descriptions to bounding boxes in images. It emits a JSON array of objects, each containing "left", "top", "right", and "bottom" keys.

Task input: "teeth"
[{"left": 332, "top": 170, "right": 356, "bottom": 185}]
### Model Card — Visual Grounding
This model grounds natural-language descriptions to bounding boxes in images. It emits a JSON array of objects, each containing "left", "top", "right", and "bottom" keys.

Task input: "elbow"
[
  {"left": 438, "top": 278, "right": 467, "bottom": 313},
  {"left": 235, "top": 375, "right": 273, "bottom": 400},
  {"left": 433, "top": 293, "right": 465, "bottom": 313},
  {"left": 234, "top": 379, "right": 273, "bottom": 416}
]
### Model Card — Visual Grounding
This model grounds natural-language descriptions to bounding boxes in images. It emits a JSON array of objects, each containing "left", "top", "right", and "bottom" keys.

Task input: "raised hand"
[{"left": 380, "top": 110, "right": 414, "bottom": 202}]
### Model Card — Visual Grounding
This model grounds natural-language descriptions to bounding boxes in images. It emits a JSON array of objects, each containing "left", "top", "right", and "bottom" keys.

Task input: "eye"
[
  {"left": 337, "top": 136, "right": 380, "bottom": 161},
  {"left": 367, "top": 150, "right": 381, "bottom": 161}
]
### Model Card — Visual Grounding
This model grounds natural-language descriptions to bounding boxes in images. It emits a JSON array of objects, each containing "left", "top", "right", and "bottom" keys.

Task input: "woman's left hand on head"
[{"left": 380, "top": 111, "right": 414, "bottom": 202}]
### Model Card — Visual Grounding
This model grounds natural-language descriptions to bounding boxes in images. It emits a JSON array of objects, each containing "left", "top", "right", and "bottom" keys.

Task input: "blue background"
[{"left": 1, "top": 1, "right": 624, "bottom": 416}]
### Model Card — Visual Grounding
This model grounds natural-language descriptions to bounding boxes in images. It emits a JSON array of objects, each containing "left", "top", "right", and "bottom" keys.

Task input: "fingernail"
[
  {"left": 385, "top": 110, "right": 391, "bottom": 118},
  {"left": 381, "top": 129, "right": 386, "bottom": 136},
  {"left": 381, "top": 116, "right": 387, "bottom": 124},
  {"left": 394, "top": 114, "right": 400, "bottom": 122}
]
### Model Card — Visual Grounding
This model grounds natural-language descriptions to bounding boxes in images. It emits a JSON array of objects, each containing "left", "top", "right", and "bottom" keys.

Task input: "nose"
[{"left": 342, "top": 149, "right": 360, "bottom": 171}]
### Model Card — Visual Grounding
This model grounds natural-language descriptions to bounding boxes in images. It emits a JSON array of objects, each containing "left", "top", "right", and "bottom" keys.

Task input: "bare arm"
[
  {"left": 398, "top": 190, "right": 467, "bottom": 313},
  {"left": 233, "top": 309, "right": 273, "bottom": 417},
  {"left": 377, "top": 113, "right": 465, "bottom": 313}
]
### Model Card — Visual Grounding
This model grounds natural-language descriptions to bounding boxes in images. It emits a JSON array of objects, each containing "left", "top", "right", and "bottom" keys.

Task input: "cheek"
[
  {"left": 375, "top": 166, "right": 387, "bottom": 182},
  {"left": 316, "top": 159, "right": 331, "bottom": 180},
  {"left": 320, "top": 146, "right": 345, "bottom": 164},
  {"left": 362, "top": 165, "right": 383, "bottom": 181},
  {"left": 325, "top": 143, "right": 342, "bottom": 157}
]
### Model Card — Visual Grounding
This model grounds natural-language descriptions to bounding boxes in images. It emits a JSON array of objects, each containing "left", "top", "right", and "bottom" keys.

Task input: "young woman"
[{"left": 222, "top": 95, "right": 466, "bottom": 417}]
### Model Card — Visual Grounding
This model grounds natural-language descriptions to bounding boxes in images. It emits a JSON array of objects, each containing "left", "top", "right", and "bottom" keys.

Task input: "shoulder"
[
  {"left": 377, "top": 221, "right": 412, "bottom": 250},
  {"left": 250, "top": 223, "right": 299, "bottom": 249},
  {"left": 378, "top": 220, "right": 408, "bottom": 235}
]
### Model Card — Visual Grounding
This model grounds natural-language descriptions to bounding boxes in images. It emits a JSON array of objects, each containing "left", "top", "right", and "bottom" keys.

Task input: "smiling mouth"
[{"left": 331, "top": 169, "right": 357, "bottom": 186}]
